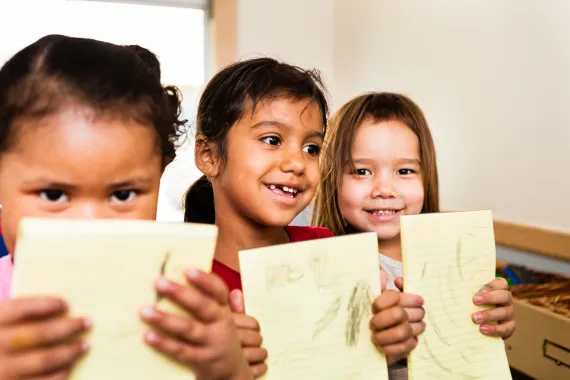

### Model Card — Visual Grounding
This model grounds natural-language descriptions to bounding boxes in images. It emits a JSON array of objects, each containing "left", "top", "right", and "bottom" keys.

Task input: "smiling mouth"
[
  {"left": 365, "top": 209, "right": 402, "bottom": 216},
  {"left": 265, "top": 184, "right": 301, "bottom": 198}
]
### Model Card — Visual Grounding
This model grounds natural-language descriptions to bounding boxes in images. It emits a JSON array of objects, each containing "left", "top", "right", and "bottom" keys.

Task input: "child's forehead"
[
  {"left": 352, "top": 119, "right": 420, "bottom": 158},
  {"left": 245, "top": 97, "right": 324, "bottom": 129}
]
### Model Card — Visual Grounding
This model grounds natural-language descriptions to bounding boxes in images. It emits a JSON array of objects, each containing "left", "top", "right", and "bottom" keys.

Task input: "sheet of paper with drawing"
[
  {"left": 401, "top": 210, "right": 512, "bottom": 380},
  {"left": 11, "top": 219, "right": 217, "bottom": 380},
  {"left": 239, "top": 232, "right": 388, "bottom": 380}
]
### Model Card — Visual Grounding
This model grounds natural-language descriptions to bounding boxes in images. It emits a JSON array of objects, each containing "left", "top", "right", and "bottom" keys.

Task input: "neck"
[
  {"left": 213, "top": 210, "right": 290, "bottom": 273},
  {"left": 378, "top": 235, "right": 402, "bottom": 262}
]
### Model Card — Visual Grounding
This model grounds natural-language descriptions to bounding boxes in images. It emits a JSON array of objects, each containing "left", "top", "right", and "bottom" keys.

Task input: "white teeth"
[
  {"left": 268, "top": 184, "right": 298, "bottom": 194},
  {"left": 373, "top": 210, "right": 396, "bottom": 216}
]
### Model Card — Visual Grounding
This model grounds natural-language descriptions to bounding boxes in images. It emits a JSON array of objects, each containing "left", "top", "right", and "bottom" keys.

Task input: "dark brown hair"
[
  {"left": 0, "top": 35, "right": 185, "bottom": 166},
  {"left": 184, "top": 57, "right": 329, "bottom": 224},
  {"left": 312, "top": 92, "right": 439, "bottom": 236}
]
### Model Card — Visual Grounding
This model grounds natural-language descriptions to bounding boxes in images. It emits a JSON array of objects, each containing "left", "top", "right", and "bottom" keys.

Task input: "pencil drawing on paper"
[
  {"left": 308, "top": 254, "right": 331, "bottom": 289},
  {"left": 265, "top": 264, "right": 304, "bottom": 289},
  {"left": 313, "top": 295, "right": 342, "bottom": 341},
  {"left": 155, "top": 252, "right": 171, "bottom": 305},
  {"left": 345, "top": 281, "right": 372, "bottom": 348}
]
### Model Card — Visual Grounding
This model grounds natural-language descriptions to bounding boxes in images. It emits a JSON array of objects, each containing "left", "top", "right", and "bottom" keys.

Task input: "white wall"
[
  {"left": 333, "top": 0, "right": 570, "bottom": 233},
  {"left": 236, "top": 0, "right": 336, "bottom": 101}
]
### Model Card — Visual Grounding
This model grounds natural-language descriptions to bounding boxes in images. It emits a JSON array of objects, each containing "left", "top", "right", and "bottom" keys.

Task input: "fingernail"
[
  {"left": 186, "top": 268, "right": 199, "bottom": 279},
  {"left": 83, "top": 318, "right": 93, "bottom": 329},
  {"left": 479, "top": 284, "right": 491, "bottom": 293},
  {"left": 81, "top": 342, "right": 91, "bottom": 352},
  {"left": 156, "top": 277, "right": 170, "bottom": 291},
  {"left": 474, "top": 313, "right": 483, "bottom": 322},
  {"left": 481, "top": 325, "right": 489, "bottom": 333},
  {"left": 418, "top": 296, "right": 424, "bottom": 305},
  {"left": 414, "top": 336, "right": 418, "bottom": 342},
  {"left": 474, "top": 295, "right": 483, "bottom": 304},
  {"left": 145, "top": 331, "right": 159, "bottom": 343},
  {"left": 140, "top": 306, "right": 155, "bottom": 319}
]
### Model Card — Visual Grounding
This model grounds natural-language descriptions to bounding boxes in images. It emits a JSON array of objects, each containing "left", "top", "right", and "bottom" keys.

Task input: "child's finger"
[
  {"left": 233, "top": 313, "right": 260, "bottom": 331},
  {"left": 370, "top": 305, "right": 408, "bottom": 332},
  {"left": 144, "top": 330, "right": 202, "bottom": 366},
  {"left": 478, "top": 277, "right": 509, "bottom": 292},
  {"left": 371, "top": 321, "right": 412, "bottom": 346},
  {"left": 472, "top": 305, "right": 514, "bottom": 324},
  {"left": 403, "top": 306, "right": 425, "bottom": 323},
  {"left": 394, "top": 277, "right": 404, "bottom": 292},
  {"left": 35, "top": 368, "right": 72, "bottom": 380},
  {"left": 7, "top": 341, "right": 88, "bottom": 378},
  {"left": 381, "top": 338, "right": 418, "bottom": 365},
  {"left": 0, "top": 297, "right": 68, "bottom": 326},
  {"left": 473, "top": 289, "right": 513, "bottom": 306},
  {"left": 479, "top": 320, "right": 516, "bottom": 339},
  {"left": 410, "top": 320, "right": 426, "bottom": 337},
  {"left": 229, "top": 290, "right": 245, "bottom": 314},
  {"left": 371, "top": 290, "right": 400, "bottom": 313},
  {"left": 155, "top": 277, "right": 222, "bottom": 323},
  {"left": 0, "top": 317, "right": 91, "bottom": 352},
  {"left": 237, "top": 328, "right": 262, "bottom": 348},
  {"left": 251, "top": 362, "right": 268, "bottom": 379},
  {"left": 185, "top": 269, "right": 229, "bottom": 306},
  {"left": 243, "top": 346, "right": 267, "bottom": 365},
  {"left": 140, "top": 306, "right": 207, "bottom": 345},
  {"left": 398, "top": 292, "right": 424, "bottom": 308}
]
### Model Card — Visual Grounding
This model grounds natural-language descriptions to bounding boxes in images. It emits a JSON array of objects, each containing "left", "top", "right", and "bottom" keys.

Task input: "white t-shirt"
[{"left": 378, "top": 252, "right": 403, "bottom": 291}]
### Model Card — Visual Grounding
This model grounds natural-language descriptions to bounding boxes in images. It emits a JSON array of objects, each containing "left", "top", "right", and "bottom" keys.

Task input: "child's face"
[
  {"left": 0, "top": 109, "right": 163, "bottom": 254},
  {"left": 214, "top": 97, "right": 323, "bottom": 227},
  {"left": 339, "top": 119, "right": 424, "bottom": 242}
]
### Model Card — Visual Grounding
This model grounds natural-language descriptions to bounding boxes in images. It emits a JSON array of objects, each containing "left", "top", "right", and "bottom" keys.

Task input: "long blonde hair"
[{"left": 312, "top": 92, "right": 439, "bottom": 236}]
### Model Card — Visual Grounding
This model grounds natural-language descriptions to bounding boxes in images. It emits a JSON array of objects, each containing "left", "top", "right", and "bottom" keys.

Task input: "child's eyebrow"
[
  {"left": 251, "top": 120, "right": 324, "bottom": 139},
  {"left": 397, "top": 158, "right": 421, "bottom": 165},
  {"left": 107, "top": 177, "right": 153, "bottom": 189}
]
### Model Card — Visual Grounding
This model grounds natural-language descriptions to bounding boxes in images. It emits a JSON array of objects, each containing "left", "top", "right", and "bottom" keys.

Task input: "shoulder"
[{"left": 286, "top": 226, "right": 335, "bottom": 242}]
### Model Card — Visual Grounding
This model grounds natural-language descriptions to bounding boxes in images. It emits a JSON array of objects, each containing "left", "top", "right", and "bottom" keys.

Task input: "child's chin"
[{"left": 374, "top": 227, "right": 400, "bottom": 241}]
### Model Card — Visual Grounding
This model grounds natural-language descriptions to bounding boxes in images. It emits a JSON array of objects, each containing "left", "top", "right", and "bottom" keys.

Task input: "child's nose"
[
  {"left": 371, "top": 175, "right": 396, "bottom": 198},
  {"left": 279, "top": 150, "right": 305, "bottom": 175},
  {"left": 68, "top": 202, "right": 108, "bottom": 219}
]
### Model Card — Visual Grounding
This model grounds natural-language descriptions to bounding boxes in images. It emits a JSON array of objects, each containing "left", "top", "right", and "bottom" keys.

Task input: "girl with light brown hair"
[{"left": 312, "top": 92, "right": 516, "bottom": 378}]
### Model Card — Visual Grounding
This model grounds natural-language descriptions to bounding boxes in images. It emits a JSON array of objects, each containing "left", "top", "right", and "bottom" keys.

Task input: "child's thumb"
[
  {"left": 229, "top": 289, "right": 245, "bottom": 313},
  {"left": 380, "top": 269, "right": 388, "bottom": 292}
]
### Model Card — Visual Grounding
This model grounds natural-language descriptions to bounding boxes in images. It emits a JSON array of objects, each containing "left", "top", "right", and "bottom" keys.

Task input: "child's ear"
[{"left": 195, "top": 136, "right": 220, "bottom": 177}]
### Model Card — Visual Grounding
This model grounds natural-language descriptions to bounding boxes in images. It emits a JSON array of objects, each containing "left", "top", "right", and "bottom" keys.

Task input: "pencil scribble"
[
  {"left": 424, "top": 336, "right": 452, "bottom": 374},
  {"left": 460, "top": 351, "right": 471, "bottom": 364},
  {"left": 308, "top": 254, "right": 330, "bottom": 289},
  {"left": 265, "top": 264, "right": 304, "bottom": 289},
  {"left": 427, "top": 310, "right": 450, "bottom": 346},
  {"left": 440, "top": 270, "right": 461, "bottom": 328},
  {"left": 456, "top": 238, "right": 464, "bottom": 280},
  {"left": 345, "top": 281, "right": 372, "bottom": 348},
  {"left": 155, "top": 252, "right": 170, "bottom": 305},
  {"left": 313, "top": 296, "right": 342, "bottom": 340},
  {"left": 421, "top": 263, "right": 427, "bottom": 279}
]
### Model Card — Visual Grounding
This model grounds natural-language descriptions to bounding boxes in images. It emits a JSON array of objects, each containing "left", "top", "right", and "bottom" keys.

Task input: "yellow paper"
[
  {"left": 401, "top": 210, "right": 512, "bottom": 380},
  {"left": 12, "top": 218, "right": 218, "bottom": 380},
  {"left": 239, "top": 232, "right": 388, "bottom": 380}
]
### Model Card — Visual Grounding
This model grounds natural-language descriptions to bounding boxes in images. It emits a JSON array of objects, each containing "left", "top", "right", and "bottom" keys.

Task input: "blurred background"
[{"left": 0, "top": 2, "right": 568, "bottom": 377}]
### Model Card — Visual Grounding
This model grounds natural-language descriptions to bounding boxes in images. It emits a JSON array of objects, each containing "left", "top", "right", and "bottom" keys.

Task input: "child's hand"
[
  {"left": 0, "top": 297, "right": 91, "bottom": 380},
  {"left": 472, "top": 277, "right": 516, "bottom": 339},
  {"left": 228, "top": 290, "right": 268, "bottom": 379},
  {"left": 140, "top": 269, "right": 252, "bottom": 380},
  {"left": 394, "top": 278, "right": 426, "bottom": 338},
  {"left": 370, "top": 290, "right": 417, "bottom": 365}
]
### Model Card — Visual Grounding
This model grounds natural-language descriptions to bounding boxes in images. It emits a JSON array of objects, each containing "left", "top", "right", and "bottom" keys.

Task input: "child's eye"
[
  {"left": 398, "top": 169, "right": 415, "bottom": 175},
  {"left": 303, "top": 144, "right": 321, "bottom": 156},
  {"left": 110, "top": 190, "right": 137, "bottom": 203},
  {"left": 39, "top": 189, "right": 68, "bottom": 204},
  {"left": 354, "top": 169, "right": 372, "bottom": 176},
  {"left": 260, "top": 136, "right": 281, "bottom": 146}
]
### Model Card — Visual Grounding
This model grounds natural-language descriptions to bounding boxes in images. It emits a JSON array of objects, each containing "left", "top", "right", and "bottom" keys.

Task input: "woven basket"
[{"left": 510, "top": 281, "right": 570, "bottom": 318}]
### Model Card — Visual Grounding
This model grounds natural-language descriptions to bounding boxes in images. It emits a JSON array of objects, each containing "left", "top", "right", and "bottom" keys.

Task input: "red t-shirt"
[{"left": 212, "top": 226, "right": 334, "bottom": 291}]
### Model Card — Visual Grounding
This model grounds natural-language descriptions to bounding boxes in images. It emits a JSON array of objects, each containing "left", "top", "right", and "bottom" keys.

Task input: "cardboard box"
[{"left": 505, "top": 298, "right": 570, "bottom": 380}]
